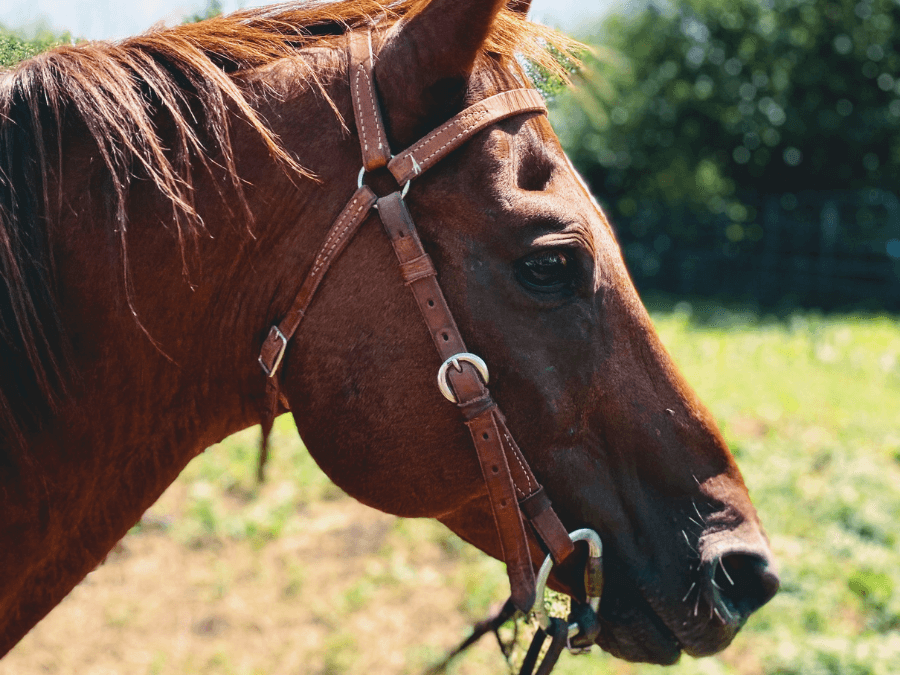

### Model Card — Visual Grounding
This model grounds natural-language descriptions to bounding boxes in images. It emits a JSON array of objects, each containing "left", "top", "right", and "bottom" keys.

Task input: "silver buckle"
[
  {"left": 436, "top": 353, "right": 489, "bottom": 403},
  {"left": 259, "top": 326, "right": 288, "bottom": 377}
]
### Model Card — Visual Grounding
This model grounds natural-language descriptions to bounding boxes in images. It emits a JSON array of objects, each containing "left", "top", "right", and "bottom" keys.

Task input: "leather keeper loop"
[
  {"left": 399, "top": 253, "right": 436, "bottom": 284},
  {"left": 458, "top": 394, "right": 497, "bottom": 421},
  {"left": 519, "top": 486, "right": 551, "bottom": 519}
]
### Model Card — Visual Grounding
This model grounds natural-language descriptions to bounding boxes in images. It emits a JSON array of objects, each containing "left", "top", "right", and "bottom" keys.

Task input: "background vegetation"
[
  {"left": 0, "top": 26, "right": 71, "bottom": 66},
  {"left": 554, "top": 0, "right": 900, "bottom": 310}
]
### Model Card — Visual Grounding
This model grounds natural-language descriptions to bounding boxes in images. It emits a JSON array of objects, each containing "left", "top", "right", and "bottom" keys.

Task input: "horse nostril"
[{"left": 712, "top": 552, "right": 780, "bottom": 619}]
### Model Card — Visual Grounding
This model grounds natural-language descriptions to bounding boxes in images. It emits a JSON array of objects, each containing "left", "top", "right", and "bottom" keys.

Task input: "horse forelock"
[{"left": 0, "top": 0, "right": 578, "bottom": 446}]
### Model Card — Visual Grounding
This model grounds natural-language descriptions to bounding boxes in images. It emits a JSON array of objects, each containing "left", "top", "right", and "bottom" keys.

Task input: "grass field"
[{"left": 2, "top": 299, "right": 898, "bottom": 675}]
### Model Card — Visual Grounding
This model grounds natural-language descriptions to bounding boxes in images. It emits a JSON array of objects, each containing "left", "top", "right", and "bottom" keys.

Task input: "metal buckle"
[
  {"left": 437, "top": 353, "right": 489, "bottom": 403},
  {"left": 258, "top": 326, "right": 288, "bottom": 378},
  {"left": 532, "top": 528, "right": 603, "bottom": 655}
]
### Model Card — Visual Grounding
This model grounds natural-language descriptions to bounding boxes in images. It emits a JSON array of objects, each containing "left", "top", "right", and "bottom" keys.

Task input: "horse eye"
[{"left": 516, "top": 250, "right": 576, "bottom": 293}]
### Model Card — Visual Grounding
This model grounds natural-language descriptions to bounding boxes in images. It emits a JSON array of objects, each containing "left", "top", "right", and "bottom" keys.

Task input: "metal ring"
[
  {"left": 436, "top": 353, "right": 489, "bottom": 403},
  {"left": 532, "top": 528, "right": 603, "bottom": 651},
  {"left": 357, "top": 166, "right": 411, "bottom": 199}
]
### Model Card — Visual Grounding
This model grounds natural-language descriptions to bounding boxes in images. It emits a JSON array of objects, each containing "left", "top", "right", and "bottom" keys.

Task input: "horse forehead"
[{"left": 474, "top": 116, "right": 609, "bottom": 230}]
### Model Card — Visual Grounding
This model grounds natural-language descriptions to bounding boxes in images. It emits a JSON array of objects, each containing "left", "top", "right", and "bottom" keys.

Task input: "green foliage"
[
  {"left": 553, "top": 0, "right": 900, "bottom": 288},
  {"left": 184, "top": 0, "right": 224, "bottom": 24},
  {"left": 562, "top": 0, "right": 900, "bottom": 200},
  {"left": 0, "top": 26, "right": 72, "bottom": 67},
  {"left": 526, "top": 43, "right": 589, "bottom": 101}
]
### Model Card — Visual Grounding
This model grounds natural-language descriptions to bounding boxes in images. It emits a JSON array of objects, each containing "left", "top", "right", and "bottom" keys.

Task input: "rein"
[{"left": 257, "top": 28, "right": 603, "bottom": 672}]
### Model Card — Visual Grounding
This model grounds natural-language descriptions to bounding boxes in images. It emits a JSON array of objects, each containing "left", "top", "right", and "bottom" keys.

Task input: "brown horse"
[{"left": 0, "top": 0, "right": 778, "bottom": 665}]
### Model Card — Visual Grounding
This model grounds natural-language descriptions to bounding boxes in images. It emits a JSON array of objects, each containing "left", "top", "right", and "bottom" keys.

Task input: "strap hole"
[
  {"left": 491, "top": 464, "right": 499, "bottom": 473},
  {"left": 427, "top": 299, "right": 435, "bottom": 307},
  {"left": 442, "top": 333, "right": 449, "bottom": 341},
  {"left": 483, "top": 432, "right": 490, "bottom": 440},
  {"left": 500, "top": 499, "right": 508, "bottom": 508}
]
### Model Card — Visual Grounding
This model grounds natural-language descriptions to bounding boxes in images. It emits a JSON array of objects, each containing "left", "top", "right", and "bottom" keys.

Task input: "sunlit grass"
[
  {"left": 592, "top": 300, "right": 900, "bottom": 675},
  {"left": 131, "top": 301, "right": 900, "bottom": 675}
]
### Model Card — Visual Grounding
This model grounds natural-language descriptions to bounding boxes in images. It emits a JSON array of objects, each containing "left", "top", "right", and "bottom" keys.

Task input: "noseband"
[{"left": 257, "top": 29, "right": 601, "bottom": 663}]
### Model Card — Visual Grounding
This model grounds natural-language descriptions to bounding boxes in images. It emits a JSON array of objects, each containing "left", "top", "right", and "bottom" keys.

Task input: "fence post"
[
  {"left": 819, "top": 201, "right": 839, "bottom": 305},
  {"left": 762, "top": 195, "right": 781, "bottom": 304},
  {"left": 886, "top": 192, "right": 900, "bottom": 302}
]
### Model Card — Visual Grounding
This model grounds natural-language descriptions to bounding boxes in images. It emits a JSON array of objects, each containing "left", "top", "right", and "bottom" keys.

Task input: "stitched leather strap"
[
  {"left": 348, "top": 30, "right": 391, "bottom": 171},
  {"left": 388, "top": 88, "right": 547, "bottom": 185},
  {"left": 378, "top": 191, "right": 537, "bottom": 611},
  {"left": 259, "top": 185, "right": 378, "bottom": 377}
]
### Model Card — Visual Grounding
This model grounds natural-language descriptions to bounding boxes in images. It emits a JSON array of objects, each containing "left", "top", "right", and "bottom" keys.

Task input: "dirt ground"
[{"left": 0, "top": 444, "right": 513, "bottom": 675}]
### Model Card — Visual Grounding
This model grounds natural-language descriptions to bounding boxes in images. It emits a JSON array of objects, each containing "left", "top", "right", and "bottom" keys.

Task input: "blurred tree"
[
  {"left": 185, "top": 0, "right": 224, "bottom": 24},
  {"left": 553, "top": 0, "right": 900, "bottom": 294}
]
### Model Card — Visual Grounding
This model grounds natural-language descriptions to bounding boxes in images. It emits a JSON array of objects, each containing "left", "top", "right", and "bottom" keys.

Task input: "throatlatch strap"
[
  {"left": 257, "top": 185, "right": 378, "bottom": 457},
  {"left": 259, "top": 185, "right": 377, "bottom": 377}
]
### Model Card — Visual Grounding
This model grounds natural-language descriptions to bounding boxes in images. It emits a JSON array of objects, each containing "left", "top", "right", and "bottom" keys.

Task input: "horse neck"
[{"left": 0, "top": 54, "right": 355, "bottom": 653}]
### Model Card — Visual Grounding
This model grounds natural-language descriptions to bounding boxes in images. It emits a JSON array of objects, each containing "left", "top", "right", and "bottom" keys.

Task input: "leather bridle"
[{"left": 257, "top": 28, "right": 587, "bottom": 621}]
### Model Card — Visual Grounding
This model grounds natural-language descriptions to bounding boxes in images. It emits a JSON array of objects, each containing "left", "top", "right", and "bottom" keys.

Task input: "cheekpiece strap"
[{"left": 348, "top": 30, "right": 392, "bottom": 171}]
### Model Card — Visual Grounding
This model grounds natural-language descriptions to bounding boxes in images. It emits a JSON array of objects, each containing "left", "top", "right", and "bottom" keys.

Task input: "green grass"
[
  {"left": 594, "top": 300, "right": 900, "bottom": 675},
  {"left": 155, "top": 301, "right": 900, "bottom": 675}
]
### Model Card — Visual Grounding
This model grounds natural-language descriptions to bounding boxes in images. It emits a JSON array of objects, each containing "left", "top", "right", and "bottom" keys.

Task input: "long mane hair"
[{"left": 0, "top": 0, "right": 577, "bottom": 444}]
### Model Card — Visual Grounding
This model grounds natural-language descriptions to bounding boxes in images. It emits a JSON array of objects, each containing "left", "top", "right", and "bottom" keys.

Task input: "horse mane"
[{"left": 0, "top": 0, "right": 577, "bottom": 443}]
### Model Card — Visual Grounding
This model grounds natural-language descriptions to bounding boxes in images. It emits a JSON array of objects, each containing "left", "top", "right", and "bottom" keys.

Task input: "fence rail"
[{"left": 615, "top": 189, "right": 900, "bottom": 311}]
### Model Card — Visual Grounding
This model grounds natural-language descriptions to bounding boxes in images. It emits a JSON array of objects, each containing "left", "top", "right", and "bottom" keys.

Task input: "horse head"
[
  {"left": 261, "top": 0, "right": 779, "bottom": 664},
  {"left": 0, "top": 0, "right": 776, "bottom": 664}
]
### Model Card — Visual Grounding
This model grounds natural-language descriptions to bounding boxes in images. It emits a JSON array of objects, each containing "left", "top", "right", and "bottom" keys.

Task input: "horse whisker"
[
  {"left": 718, "top": 557, "right": 735, "bottom": 586},
  {"left": 691, "top": 498, "right": 706, "bottom": 523},
  {"left": 682, "top": 581, "right": 696, "bottom": 602}
]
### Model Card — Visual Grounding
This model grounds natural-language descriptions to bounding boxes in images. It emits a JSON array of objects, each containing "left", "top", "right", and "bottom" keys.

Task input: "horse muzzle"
[{"left": 587, "top": 535, "right": 780, "bottom": 664}]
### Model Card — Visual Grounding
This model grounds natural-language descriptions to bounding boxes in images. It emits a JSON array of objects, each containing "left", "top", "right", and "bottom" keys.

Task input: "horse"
[{"left": 0, "top": 0, "right": 779, "bottom": 665}]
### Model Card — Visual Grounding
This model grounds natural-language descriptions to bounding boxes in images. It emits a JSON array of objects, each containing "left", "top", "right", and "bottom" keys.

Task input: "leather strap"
[
  {"left": 257, "top": 28, "right": 573, "bottom": 614},
  {"left": 388, "top": 89, "right": 547, "bottom": 185},
  {"left": 378, "top": 192, "right": 537, "bottom": 611},
  {"left": 259, "top": 185, "right": 377, "bottom": 377},
  {"left": 348, "top": 30, "right": 391, "bottom": 171},
  {"left": 519, "top": 617, "right": 568, "bottom": 675}
]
